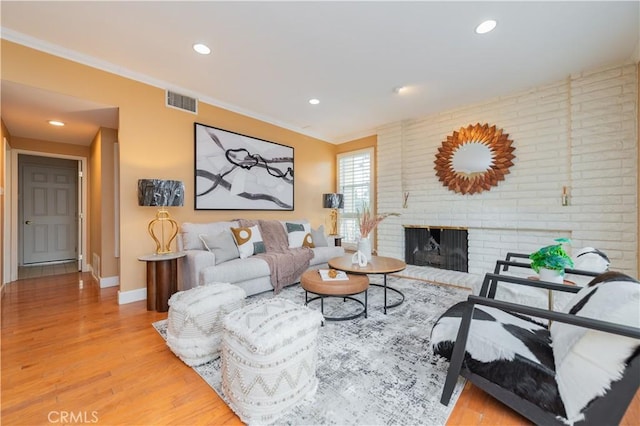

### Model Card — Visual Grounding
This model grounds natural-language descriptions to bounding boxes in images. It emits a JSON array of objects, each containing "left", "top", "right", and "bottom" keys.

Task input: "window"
[{"left": 337, "top": 148, "right": 373, "bottom": 244}]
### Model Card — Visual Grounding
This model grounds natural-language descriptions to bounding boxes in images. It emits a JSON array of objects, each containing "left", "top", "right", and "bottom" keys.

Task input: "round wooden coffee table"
[
  {"left": 300, "top": 270, "right": 369, "bottom": 321},
  {"left": 328, "top": 255, "right": 406, "bottom": 314}
]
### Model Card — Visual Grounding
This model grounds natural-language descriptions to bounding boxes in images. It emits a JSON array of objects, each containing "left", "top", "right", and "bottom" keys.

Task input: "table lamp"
[
  {"left": 323, "top": 193, "right": 344, "bottom": 236},
  {"left": 138, "top": 179, "right": 184, "bottom": 254}
]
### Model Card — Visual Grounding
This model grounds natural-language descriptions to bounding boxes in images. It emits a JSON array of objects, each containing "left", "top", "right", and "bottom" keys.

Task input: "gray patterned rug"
[{"left": 153, "top": 275, "right": 470, "bottom": 425}]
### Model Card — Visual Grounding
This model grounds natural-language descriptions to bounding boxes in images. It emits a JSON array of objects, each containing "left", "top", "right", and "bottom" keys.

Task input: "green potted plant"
[{"left": 529, "top": 238, "right": 574, "bottom": 283}]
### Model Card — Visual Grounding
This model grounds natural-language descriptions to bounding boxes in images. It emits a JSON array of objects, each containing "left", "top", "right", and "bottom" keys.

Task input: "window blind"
[{"left": 337, "top": 148, "right": 373, "bottom": 243}]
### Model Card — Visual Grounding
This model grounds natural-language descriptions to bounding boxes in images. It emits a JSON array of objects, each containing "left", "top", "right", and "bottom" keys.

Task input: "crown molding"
[
  {"left": 334, "top": 127, "right": 379, "bottom": 144},
  {"left": 1, "top": 28, "right": 337, "bottom": 144}
]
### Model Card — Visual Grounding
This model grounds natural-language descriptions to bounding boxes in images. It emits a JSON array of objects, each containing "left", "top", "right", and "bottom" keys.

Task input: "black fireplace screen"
[{"left": 404, "top": 227, "right": 468, "bottom": 272}]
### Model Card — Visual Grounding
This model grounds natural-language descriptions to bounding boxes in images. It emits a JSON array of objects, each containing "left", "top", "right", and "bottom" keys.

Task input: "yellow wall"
[
  {"left": 99, "top": 128, "right": 118, "bottom": 279},
  {"left": 336, "top": 135, "right": 377, "bottom": 155},
  {"left": 1, "top": 40, "right": 337, "bottom": 295},
  {"left": 88, "top": 128, "right": 119, "bottom": 280},
  {"left": 89, "top": 130, "right": 102, "bottom": 279},
  {"left": 9, "top": 137, "right": 90, "bottom": 158}
]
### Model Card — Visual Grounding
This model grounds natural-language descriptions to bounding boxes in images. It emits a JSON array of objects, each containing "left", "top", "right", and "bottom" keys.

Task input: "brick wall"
[{"left": 376, "top": 62, "right": 638, "bottom": 276}]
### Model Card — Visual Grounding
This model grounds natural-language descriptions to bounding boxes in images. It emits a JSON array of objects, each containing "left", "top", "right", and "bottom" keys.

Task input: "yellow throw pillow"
[
  {"left": 230, "top": 225, "right": 265, "bottom": 259},
  {"left": 302, "top": 233, "right": 314, "bottom": 248}
]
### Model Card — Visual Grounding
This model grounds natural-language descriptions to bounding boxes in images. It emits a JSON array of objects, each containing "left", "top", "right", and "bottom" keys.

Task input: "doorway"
[
  {"left": 9, "top": 150, "right": 88, "bottom": 281},
  {"left": 19, "top": 154, "right": 78, "bottom": 264}
]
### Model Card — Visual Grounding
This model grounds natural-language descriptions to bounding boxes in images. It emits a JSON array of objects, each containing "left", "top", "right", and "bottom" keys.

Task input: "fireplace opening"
[{"left": 404, "top": 226, "right": 468, "bottom": 272}]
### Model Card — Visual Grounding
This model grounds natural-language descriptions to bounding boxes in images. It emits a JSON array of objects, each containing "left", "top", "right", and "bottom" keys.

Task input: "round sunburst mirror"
[{"left": 434, "top": 123, "right": 515, "bottom": 194}]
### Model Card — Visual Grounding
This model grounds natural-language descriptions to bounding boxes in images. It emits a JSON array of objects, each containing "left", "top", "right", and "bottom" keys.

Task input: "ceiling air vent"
[{"left": 166, "top": 90, "right": 198, "bottom": 114}]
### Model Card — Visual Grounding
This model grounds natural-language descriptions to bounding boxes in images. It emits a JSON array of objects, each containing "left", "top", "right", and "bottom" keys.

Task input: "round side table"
[
  {"left": 138, "top": 252, "right": 186, "bottom": 312},
  {"left": 301, "top": 270, "right": 369, "bottom": 321}
]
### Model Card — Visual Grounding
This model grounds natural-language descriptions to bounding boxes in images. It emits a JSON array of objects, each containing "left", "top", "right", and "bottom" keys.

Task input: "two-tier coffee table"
[
  {"left": 300, "top": 269, "right": 369, "bottom": 321},
  {"left": 328, "top": 255, "right": 406, "bottom": 314}
]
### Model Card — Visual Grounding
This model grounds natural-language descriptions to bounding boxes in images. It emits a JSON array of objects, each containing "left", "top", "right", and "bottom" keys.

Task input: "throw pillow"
[
  {"left": 285, "top": 222, "right": 313, "bottom": 248},
  {"left": 230, "top": 225, "right": 265, "bottom": 259},
  {"left": 310, "top": 225, "right": 329, "bottom": 247},
  {"left": 199, "top": 231, "right": 240, "bottom": 265}
]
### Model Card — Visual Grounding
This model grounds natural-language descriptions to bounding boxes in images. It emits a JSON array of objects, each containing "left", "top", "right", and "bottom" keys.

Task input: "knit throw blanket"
[{"left": 239, "top": 219, "right": 314, "bottom": 294}]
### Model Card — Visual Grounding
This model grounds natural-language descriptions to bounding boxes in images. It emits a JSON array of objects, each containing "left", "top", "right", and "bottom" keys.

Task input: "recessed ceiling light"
[
  {"left": 193, "top": 43, "right": 211, "bottom": 55},
  {"left": 48, "top": 120, "right": 65, "bottom": 126},
  {"left": 475, "top": 20, "right": 497, "bottom": 34},
  {"left": 393, "top": 86, "right": 407, "bottom": 94},
  {"left": 309, "top": 98, "right": 320, "bottom": 105}
]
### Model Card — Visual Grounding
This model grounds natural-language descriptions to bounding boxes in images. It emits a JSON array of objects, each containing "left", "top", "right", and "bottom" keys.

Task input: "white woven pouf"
[
  {"left": 221, "top": 298, "right": 324, "bottom": 425},
  {"left": 166, "top": 283, "right": 246, "bottom": 366}
]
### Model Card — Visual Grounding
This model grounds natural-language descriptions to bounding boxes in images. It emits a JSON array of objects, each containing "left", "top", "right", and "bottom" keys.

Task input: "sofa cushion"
[
  {"left": 199, "top": 230, "right": 240, "bottom": 265},
  {"left": 201, "top": 257, "right": 271, "bottom": 283},
  {"left": 181, "top": 221, "right": 239, "bottom": 250},
  {"left": 310, "top": 225, "right": 329, "bottom": 247},
  {"left": 550, "top": 272, "right": 640, "bottom": 423},
  {"left": 310, "top": 246, "right": 344, "bottom": 265},
  {"left": 231, "top": 225, "right": 265, "bottom": 259},
  {"left": 284, "top": 221, "right": 313, "bottom": 248}
]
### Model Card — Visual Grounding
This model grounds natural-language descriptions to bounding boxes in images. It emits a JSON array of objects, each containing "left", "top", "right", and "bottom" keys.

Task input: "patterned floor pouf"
[
  {"left": 221, "top": 297, "right": 324, "bottom": 425},
  {"left": 166, "top": 283, "right": 246, "bottom": 366}
]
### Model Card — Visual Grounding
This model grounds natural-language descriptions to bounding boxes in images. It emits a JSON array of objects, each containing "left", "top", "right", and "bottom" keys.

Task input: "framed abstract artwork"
[{"left": 194, "top": 123, "right": 294, "bottom": 210}]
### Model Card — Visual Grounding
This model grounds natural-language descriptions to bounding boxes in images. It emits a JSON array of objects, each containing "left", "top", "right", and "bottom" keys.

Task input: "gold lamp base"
[
  {"left": 328, "top": 208, "right": 339, "bottom": 236},
  {"left": 148, "top": 208, "right": 179, "bottom": 254}
]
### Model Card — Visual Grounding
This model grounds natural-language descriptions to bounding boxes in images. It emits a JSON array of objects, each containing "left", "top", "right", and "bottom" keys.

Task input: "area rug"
[{"left": 153, "top": 275, "right": 470, "bottom": 425}]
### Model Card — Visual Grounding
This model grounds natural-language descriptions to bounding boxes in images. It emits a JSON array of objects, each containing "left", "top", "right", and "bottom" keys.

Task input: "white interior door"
[{"left": 21, "top": 159, "right": 78, "bottom": 264}]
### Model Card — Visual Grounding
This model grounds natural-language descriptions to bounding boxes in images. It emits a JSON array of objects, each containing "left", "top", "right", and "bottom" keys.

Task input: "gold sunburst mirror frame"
[{"left": 434, "top": 123, "right": 515, "bottom": 195}]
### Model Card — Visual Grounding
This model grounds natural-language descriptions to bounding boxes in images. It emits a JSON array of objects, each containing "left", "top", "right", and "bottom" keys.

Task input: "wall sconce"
[
  {"left": 138, "top": 179, "right": 184, "bottom": 254},
  {"left": 562, "top": 186, "right": 569, "bottom": 206},
  {"left": 323, "top": 193, "right": 344, "bottom": 236}
]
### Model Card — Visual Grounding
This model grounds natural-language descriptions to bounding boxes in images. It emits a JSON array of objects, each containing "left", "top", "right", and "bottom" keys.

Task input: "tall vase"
[
  {"left": 539, "top": 267, "right": 563, "bottom": 284},
  {"left": 358, "top": 237, "right": 372, "bottom": 261}
]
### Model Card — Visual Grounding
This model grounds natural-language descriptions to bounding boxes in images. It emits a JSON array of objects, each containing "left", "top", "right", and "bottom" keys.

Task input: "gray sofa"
[{"left": 178, "top": 219, "right": 345, "bottom": 296}]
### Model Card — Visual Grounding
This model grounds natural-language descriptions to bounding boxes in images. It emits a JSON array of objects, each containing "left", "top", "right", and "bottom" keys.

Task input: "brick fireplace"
[{"left": 375, "top": 62, "right": 637, "bottom": 277}]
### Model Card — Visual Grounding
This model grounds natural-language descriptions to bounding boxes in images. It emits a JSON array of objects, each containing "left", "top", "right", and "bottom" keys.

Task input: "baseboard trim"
[
  {"left": 118, "top": 287, "right": 146, "bottom": 305},
  {"left": 99, "top": 275, "right": 119, "bottom": 288},
  {"left": 88, "top": 265, "right": 119, "bottom": 289}
]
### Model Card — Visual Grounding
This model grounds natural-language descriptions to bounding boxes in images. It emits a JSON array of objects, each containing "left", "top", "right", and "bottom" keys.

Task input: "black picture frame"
[{"left": 194, "top": 122, "right": 294, "bottom": 210}]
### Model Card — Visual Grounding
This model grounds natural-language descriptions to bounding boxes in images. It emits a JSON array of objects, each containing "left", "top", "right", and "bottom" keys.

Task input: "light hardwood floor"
[
  {"left": 1, "top": 272, "right": 638, "bottom": 425},
  {"left": 17, "top": 260, "right": 78, "bottom": 280}
]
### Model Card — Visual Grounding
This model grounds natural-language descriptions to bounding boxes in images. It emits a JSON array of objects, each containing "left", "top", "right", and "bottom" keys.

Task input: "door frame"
[
  {"left": 3, "top": 138, "right": 11, "bottom": 285},
  {"left": 9, "top": 149, "right": 88, "bottom": 281}
]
